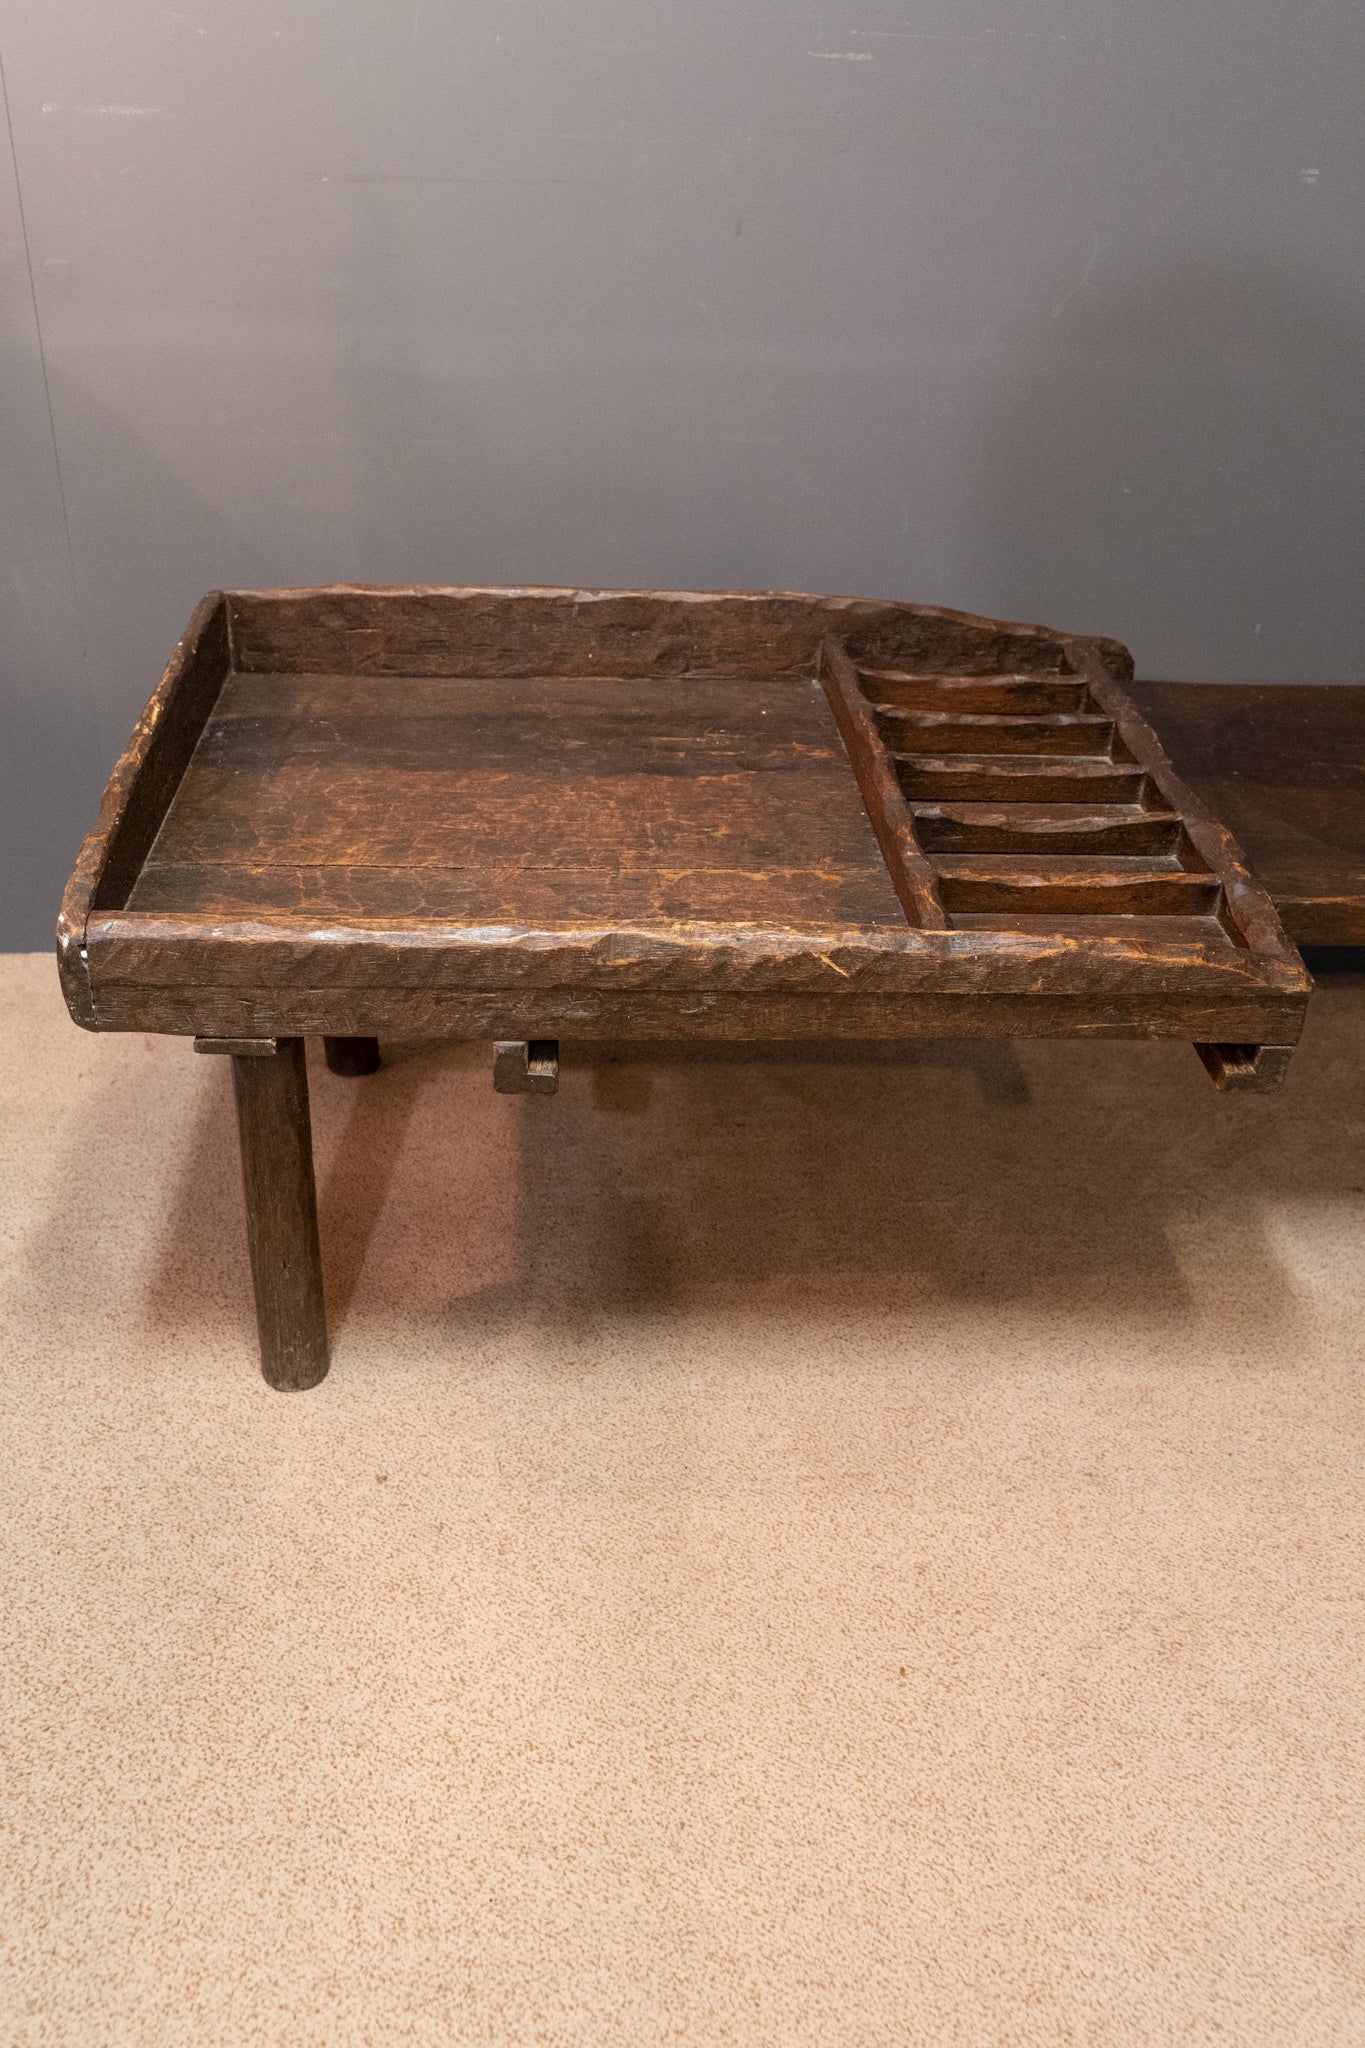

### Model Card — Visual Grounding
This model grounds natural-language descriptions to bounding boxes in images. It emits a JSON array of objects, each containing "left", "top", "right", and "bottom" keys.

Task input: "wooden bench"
[
  {"left": 57, "top": 587, "right": 1313, "bottom": 1390},
  {"left": 1130, "top": 682, "right": 1365, "bottom": 949}
]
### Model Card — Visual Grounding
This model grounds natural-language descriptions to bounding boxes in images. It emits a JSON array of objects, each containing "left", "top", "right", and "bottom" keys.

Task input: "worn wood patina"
[
  {"left": 57, "top": 586, "right": 1311, "bottom": 1387},
  {"left": 1130, "top": 681, "right": 1365, "bottom": 948}
]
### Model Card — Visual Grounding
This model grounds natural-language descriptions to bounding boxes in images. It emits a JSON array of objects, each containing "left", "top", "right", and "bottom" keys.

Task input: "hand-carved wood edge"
[
  {"left": 56, "top": 592, "right": 229, "bottom": 1026},
  {"left": 1065, "top": 640, "right": 1307, "bottom": 980},
  {"left": 818, "top": 638, "right": 947, "bottom": 930},
  {"left": 223, "top": 582, "right": 1135, "bottom": 684}
]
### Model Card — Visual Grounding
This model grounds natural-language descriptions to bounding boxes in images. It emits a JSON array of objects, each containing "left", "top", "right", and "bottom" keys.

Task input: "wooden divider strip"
[
  {"left": 819, "top": 638, "right": 948, "bottom": 931},
  {"left": 1064, "top": 640, "right": 1296, "bottom": 962}
]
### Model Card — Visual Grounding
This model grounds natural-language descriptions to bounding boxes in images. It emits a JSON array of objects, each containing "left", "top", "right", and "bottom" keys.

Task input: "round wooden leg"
[{"left": 231, "top": 1039, "right": 329, "bottom": 1390}]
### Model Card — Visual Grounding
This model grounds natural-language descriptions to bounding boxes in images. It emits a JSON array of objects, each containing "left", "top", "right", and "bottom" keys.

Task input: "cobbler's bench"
[{"left": 58, "top": 587, "right": 1313, "bottom": 1390}]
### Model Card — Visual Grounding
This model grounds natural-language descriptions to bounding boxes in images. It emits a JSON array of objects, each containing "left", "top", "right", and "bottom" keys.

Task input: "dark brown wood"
[
  {"left": 224, "top": 584, "right": 1133, "bottom": 684},
  {"left": 124, "top": 669, "right": 904, "bottom": 932},
  {"left": 55, "top": 587, "right": 1309, "bottom": 1048},
  {"left": 229, "top": 1038, "right": 328, "bottom": 1391},
  {"left": 56, "top": 593, "right": 228, "bottom": 1027},
  {"left": 78, "top": 984, "right": 1307, "bottom": 1047},
  {"left": 1194, "top": 1042, "right": 1295, "bottom": 1093},
  {"left": 1130, "top": 682, "right": 1365, "bottom": 946},
  {"left": 914, "top": 804, "right": 1184, "bottom": 857},
  {"left": 55, "top": 587, "right": 1323, "bottom": 1387},
  {"left": 493, "top": 1040, "right": 560, "bottom": 1094},
  {"left": 127, "top": 862, "right": 901, "bottom": 928},
  {"left": 932, "top": 858, "right": 1223, "bottom": 919},
  {"left": 324, "top": 1035, "right": 381, "bottom": 1077},
  {"left": 875, "top": 708, "right": 1116, "bottom": 756},
  {"left": 1067, "top": 645, "right": 1289, "bottom": 961},
  {"left": 896, "top": 753, "right": 1150, "bottom": 803},
  {"left": 861, "top": 670, "right": 1091, "bottom": 715},
  {"left": 818, "top": 638, "right": 947, "bottom": 928},
  {"left": 77, "top": 910, "right": 1307, "bottom": 1002}
]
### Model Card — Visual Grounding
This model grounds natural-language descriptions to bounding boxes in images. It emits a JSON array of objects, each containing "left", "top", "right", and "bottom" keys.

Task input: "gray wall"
[{"left": 3, "top": 0, "right": 1363, "bottom": 946}]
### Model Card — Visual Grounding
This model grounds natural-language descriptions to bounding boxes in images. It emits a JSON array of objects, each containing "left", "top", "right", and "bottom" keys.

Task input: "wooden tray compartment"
[{"left": 826, "top": 639, "right": 1273, "bottom": 952}]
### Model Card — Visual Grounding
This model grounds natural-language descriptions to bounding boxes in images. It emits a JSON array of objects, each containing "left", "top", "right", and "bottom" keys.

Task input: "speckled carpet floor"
[{"left": 2, "top": 951, "right": 1363, "bottom": 2047}]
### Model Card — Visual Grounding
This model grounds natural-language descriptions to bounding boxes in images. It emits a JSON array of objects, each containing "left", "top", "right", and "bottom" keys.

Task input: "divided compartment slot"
[
  {"left": 912, "top": 803, "right": 1185, "bottom": 858},
  {"left": 931, "top": 855, "right": 1225, "bottom": 920},
  {"left": 831, "top": 650, "right": 1245, "bottom": 935},
  {"left": 876, "top": 707, "right": 1116, "bottom": 756},
  {"left": 894, "top": 755, "right": 1151, "bottom": 805},
  {"left": 857, "top": 668, "right": 1089, "bottom": 715}
]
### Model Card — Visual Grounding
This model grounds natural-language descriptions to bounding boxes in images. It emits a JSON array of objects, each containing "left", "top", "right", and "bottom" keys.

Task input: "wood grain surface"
[
  {"left": 1129, "top": 682, "right": 1365, "bottom": 947},
  {"left": 228, "top": 1037, "right": 328, "bottom": 1391},
  {"left": 129, "top": 670, "right": 906, "bottom": 932},
  {"left": 225, "top": 584, "right": 1133, "bottom": 684},
  {"left": 57, "top": 586, "right": 1310, "bottom": 1058}
]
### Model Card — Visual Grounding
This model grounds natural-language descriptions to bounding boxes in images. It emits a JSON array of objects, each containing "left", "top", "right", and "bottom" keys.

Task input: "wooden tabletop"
[
  {"left": 56, "top": 588, "right": 1310, "bottom": 1071},
  {"left": 1131, "top": 682, "right": 1365, "bottom": 947}
]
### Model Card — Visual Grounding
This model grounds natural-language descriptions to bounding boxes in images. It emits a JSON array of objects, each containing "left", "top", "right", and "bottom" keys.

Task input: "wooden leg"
[
  {"left": 324, "top": 1035, "right": 381, "bottom": 1077},
  {"left": 493, "top": 1039, "right": 560, "bottom": 1094},
  {"left": 1194, "top": 1042, "right": 1294, "bottom": 1092},
  {"left": 230, "top": 1038, "right": 329, "bottom": 1390}
]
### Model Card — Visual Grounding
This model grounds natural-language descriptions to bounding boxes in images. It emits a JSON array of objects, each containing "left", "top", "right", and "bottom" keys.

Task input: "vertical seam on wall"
[{"left": 0, "top": 40, "right": 100, "bottom": 755}]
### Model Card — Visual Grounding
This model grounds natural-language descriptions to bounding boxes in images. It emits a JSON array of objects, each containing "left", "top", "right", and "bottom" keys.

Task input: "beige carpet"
[{"left": 2, "top": 951, "right": 1363, "bottom": 2047}]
